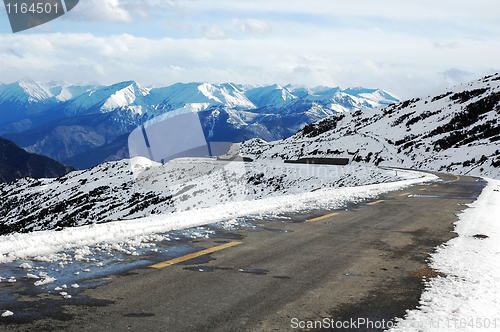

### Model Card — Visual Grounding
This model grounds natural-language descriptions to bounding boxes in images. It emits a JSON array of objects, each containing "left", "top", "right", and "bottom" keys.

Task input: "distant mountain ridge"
[
  {"left": 236, "top": 73, "right": 500, "bottom": 179},
  {"left": 0, "top": 78, "right": 399, "bottom": 169},
  {"left": 0, "top": 77, "right": 99, "bottom": 125},
  {"left": 0, "top": 79, "right": 398, "bottom": 129}
]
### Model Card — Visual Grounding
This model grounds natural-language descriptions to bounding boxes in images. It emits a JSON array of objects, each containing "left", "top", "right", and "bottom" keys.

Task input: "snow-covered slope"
[
  {"left": 0, "top": 157, "right": 423, "bottom": 235},
  {"left": 237, "top": 74, "right": 500, "bottom": 179}
]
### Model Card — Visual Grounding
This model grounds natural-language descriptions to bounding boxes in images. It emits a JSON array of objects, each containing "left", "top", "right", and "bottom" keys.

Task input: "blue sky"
[{"left": 0, "top": 0, "right": 499, "bottom": 98}]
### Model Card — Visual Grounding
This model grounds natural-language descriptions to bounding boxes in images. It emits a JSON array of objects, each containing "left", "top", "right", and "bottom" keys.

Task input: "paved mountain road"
[{"left": 2, "top": 172, "right": 486, "bottom": 331}]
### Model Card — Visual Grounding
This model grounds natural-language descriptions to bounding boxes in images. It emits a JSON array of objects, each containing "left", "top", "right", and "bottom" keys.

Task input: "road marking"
[
  {"left": 149, "top": 242, "right": 242, "bottom": 269},
  {"left": 433, "top": 185, "right": 439, "bottom": 187},
  {"left": 419, "top": 188, "right": 427, "bottom": 191},
  {"left": 307, "top": 212, "right": 340, "bottom": 222},
  {"left": 450, "top": 175, "right": 460, "bottom": 183},
  {"left": 367, "top": 200, "right": 385, "bottom": 206},
  {"left": 399, "top": 193, "right": 410, "bottom": 196}
]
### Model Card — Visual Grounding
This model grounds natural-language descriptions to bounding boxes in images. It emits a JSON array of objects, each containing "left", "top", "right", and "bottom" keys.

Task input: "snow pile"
[
  {"left": 389, "top": 178, "right": 500, "bottom": 331},
  {"left": 1, "top": 310, "right": 13, "bottom": 317},
  {"left": 0, "top": 170, "right": 436, "bottom": 264},
  {"left": 34, "top": 276, "right": 57, "bottom": 287}
]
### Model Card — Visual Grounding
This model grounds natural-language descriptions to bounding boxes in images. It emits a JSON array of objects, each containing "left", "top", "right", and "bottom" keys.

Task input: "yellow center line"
[
  {"left": 366, "top": 199, "right": 385, "bottom": 206},
  {"left": 419, "top": 188, "right": 427, "bottom": 191},
  {"left": 433, "top": 184, "right": 439, "bottom": 187},
  {"left": 149, "top": 242, "right": 242, "bottom": 269},
  {"left": 399, "top": 193, "right": 410, "bottom": 196},
  {"left": 450, "top": 175, "right": 460, "bottom": 183},
  {"left": 307, "top": 212, "right": 340, "bottom": 222}
]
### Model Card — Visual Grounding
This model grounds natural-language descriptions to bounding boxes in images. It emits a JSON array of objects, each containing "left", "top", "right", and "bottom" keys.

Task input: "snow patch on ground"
[
  {"left": 389, "top": 178, "right": 500, "bottom": 331},
  {"left": 1, "top": 310, "right": 13, "bottom": 317}
]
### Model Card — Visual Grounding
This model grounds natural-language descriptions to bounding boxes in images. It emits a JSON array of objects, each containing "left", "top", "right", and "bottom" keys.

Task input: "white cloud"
[
  {"left": 439, "top": 68, "right": 473, "bottom": 83},
  {"left": 1, "top": 0, "right": 500, "bottom": 99},
  {"left": 67, "top": 0, "right": 133, "bottom": 23},
  {"left": 0, "top": 30, "right": 498, "bottom": 99},
  {"left": 184, "top": 0, "right": 500, "bottom": 23},
  {"left": 202, "top": 24, "right": 228, "bottom": 40},
  {"left": 119, "top": 0, "right": 187, "bottom": 19},
  {"left": 236, "top": 19, "right": 272, "bottom": 34},
  {"left": 433, "top": 41, "right": 461, "bottom": 49}
]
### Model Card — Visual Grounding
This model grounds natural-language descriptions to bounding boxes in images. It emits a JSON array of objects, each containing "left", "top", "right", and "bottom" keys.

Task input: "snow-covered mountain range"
[
  {"left": 0, "top": 78, "right": 99, "bottom": 126},
  {"left": 0, "top": 78, "right": 398, "bottom": 169},
  {"left": 235, "top": 74, "right": 500, "bottom": 179}
]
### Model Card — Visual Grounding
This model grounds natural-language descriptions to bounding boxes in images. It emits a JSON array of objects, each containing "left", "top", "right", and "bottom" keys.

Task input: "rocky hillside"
[
  {"left": 0, "top": 156, "right": 419, "bottom": 235},
  {"left": 236, "top": 74, "right": 500, "bottom": 179}
]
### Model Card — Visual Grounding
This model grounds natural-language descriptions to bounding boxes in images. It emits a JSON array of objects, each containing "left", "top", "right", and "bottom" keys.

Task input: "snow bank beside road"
[
  {"left": 389, "top": 178, "right": 500, "bottom": 332},
  {"left": 0, "top": 170, "right": 436, "bottom": 264},
  {"left": 0, "top": 158, "right": 425, "bottom": 234}
]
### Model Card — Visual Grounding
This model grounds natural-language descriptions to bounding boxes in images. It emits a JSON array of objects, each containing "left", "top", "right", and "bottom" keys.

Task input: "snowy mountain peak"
[
  {"left": 58, "top": 80, "right": 151, "bottom": 115},
  {"left": 1, "top": 77, "right": 52, "bottom": 104},
  {"left": 46, "top": 80, "right": 70, "bottom": 88},
  {"left": 149, "top": 82, "right": 255, "bottom": 110},
  {"left": 244, "top": 84, "right": 297, "bottom": 108},
  {"left": 310, "top": 85, "right": 341, "bottom": 95},
  {"left": 106, "top": 80, "right": 149, "bottom": 95},
  {"left": 342, "top": 86, "right": 376, "bottom": 95},
  {"left": 101, "top": 81, "right": 151, "bottom": 111},
  {"left": 17, "top": 76, "right": 38, "bottom": 85}
]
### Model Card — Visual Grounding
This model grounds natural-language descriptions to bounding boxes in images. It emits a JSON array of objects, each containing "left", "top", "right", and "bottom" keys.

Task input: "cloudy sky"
[{"left": 0, "top": 0, "right": 499, "bottom": 99}]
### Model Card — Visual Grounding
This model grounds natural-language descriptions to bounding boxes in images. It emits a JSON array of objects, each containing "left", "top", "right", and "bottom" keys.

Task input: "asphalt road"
[{"left": 1, "top": 172, "right": 486, "bottom": 331}]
